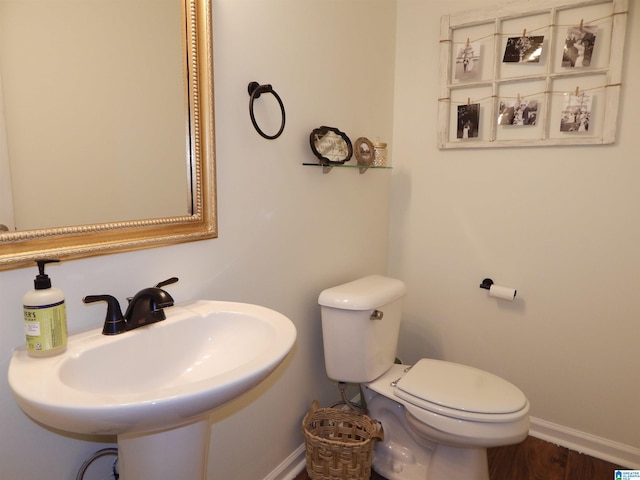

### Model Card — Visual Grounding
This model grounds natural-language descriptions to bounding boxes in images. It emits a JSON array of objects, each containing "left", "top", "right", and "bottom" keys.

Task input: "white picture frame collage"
[{"left": 438, "top": 0, "right": 628, "bottom": 149}]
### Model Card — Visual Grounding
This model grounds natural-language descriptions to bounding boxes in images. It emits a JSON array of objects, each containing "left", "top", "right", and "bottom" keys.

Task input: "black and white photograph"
[
  {"left": 457, "top": 103, "right": 480, "bottom": 139},
  {"left": 454, "top": 42, "right": 480, "bottom": 80},
  {"left": 503, "top": 35, "right": 544, "bottom": 63},
  {"left": 561, "top": 25, "right": 597, "bottom": 68},
  {"left": 497, "top": 99, "right": 538, "bottom": 126},
  {"left": 560, "top": 92, "right": 592, "bottom": 132}
]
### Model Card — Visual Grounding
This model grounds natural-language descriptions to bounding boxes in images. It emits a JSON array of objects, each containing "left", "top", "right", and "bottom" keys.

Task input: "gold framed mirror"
[{"left": 0, "top": 0, "right": 216, "bottom": 271}]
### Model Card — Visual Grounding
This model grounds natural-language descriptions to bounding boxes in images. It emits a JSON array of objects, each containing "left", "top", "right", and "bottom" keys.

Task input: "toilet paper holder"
[
  {"left": 479, "top": 278, "right": 494, "bottom": 290},
  {"left": 479, "top": 278, "right": 517, "bottom": 300}
]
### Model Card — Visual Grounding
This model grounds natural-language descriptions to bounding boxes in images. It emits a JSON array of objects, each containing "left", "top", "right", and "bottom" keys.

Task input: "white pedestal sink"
[{"left": 8, "top": 300, "right": 296, "bottom": 479}]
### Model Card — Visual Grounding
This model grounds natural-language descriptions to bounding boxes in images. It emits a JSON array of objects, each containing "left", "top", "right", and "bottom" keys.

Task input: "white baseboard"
[
  {"left": 529, "top": 417, "right": 640, "bottom": 469},
  {"left": 263, "top": 444, "right": 306, "bottom": 480}
]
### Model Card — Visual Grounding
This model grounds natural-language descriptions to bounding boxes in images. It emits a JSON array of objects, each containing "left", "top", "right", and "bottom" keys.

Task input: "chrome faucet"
[{"left": 84, "top": 277, "right": 178, "bottom": 335}]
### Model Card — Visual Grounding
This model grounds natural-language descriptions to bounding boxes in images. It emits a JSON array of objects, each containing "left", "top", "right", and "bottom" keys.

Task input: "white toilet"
[{"left": 319, "top": 275, "right": 530, "bottom": 480}]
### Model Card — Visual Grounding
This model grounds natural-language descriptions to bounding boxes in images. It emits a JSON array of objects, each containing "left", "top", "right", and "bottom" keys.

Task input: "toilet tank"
[{"left": 318, "top": 275, "right": 406, "bottom": 383}]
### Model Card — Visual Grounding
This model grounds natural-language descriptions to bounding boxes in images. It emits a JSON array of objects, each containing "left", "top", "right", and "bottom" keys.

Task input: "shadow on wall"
[{"left": 397, "top": 312, "right": 444, "bottom": 363}]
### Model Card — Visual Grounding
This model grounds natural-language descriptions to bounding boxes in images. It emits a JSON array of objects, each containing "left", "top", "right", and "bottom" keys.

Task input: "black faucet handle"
[
  {"left": 155, "top": 277, "right": 179, "bottom": 289},
  {"left": 125, "top": 278, "right": 178, "bottom": 305},
  {"left": 123, "top": 287, "right": 175, "bottom": 330},
  {"left": 83, "top": 294, "right": 127, "bottom": 335}
]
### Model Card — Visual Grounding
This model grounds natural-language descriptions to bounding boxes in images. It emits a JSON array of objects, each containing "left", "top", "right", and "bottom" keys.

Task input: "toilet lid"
[{"left": 395, "top": 359, "right": 527, "bottom": 415}]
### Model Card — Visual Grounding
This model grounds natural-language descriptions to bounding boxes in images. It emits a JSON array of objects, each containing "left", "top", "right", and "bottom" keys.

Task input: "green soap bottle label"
[{"left": 24, "top": 300, "right": 67, "bottom": 352}]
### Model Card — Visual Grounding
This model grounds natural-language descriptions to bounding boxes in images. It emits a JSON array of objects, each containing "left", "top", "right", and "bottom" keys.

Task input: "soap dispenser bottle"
[{"left": 23, "top": 259, "right": 68, "bottom": 357}]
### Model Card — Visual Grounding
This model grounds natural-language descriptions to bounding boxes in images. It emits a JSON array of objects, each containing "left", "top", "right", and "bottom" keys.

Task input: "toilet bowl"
[
  {"left": 319, "top": 275, "right": 530, "bottom": 480},
  {"left": 363, "top": 362, "right": 530, "bottom": 480}
]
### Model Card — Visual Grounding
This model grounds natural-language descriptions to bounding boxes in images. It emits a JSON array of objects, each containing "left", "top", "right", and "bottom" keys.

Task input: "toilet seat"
[{"left": 394, "top": 359, "right": 528, "bottom": 423}]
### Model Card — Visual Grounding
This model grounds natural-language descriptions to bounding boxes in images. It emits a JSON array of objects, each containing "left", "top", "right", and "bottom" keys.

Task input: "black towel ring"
[{"left": 248, "top": 81, "right": 286, "bottom": 140}]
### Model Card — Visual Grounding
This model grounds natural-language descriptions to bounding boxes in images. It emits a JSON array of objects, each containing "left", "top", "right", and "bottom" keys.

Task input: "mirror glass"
[
  {"left": 0, "top": 0, "right": 186, "bottom": 230},
  {"left": 0, "top": 0, "right": 216, "bottom": 270}
]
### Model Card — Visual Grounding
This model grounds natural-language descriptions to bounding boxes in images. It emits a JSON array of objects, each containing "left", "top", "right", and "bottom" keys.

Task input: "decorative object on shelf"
[
  {"left": 354, "top": 137, "right": 375, "bottom": 167},
  {"left": 248, "top": 81, "right": 286, "bottom": 140},
  {"left": 309, "top": 126, "right": 353, "bottom": 165},
  {"left": 373, "top": 141, "right": 388, "bottom": 166}
]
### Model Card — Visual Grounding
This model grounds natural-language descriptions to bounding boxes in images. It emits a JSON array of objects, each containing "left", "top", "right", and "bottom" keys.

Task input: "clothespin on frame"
[
  {"left": 522, "top": 28, "right": 527, "bottom": 38},
  {"left": 466, "top": 37, "right": 470, "bottom": 47},
  {"left": 467, "top": 97, "right": 471, "bottom": 106},
  {"left": 579, "top": 19, "right": 584, "bottom": 30},
  {"left": 575, "top": 86, "right": 580, "bottom": 97}
]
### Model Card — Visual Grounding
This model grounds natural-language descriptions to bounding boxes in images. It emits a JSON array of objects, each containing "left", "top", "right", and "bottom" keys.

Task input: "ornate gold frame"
[{"left": 0, "top": 0, "right": 217, "bottom": 271}]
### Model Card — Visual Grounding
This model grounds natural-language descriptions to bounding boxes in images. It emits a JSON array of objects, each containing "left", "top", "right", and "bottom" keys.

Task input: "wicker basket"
[{"left": 302, "top": 400, "right": 384, "bottom": 480}]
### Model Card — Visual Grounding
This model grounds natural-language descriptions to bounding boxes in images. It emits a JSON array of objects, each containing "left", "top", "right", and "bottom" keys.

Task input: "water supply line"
[
  {"left": 75, "top": 448, "right": 119, "bottom": 480},
  {"left": 330, "top": 382, "right": 367, "bottom": 414}
]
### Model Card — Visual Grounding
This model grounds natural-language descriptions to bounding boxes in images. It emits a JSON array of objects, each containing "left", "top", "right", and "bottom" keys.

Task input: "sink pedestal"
[{"left": 118, "top": 417, "right": 211, "bottom": 480}]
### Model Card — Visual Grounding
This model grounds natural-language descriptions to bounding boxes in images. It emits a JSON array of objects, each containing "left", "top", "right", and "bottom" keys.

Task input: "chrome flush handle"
[{"left": 370, "top": 309, "right": 384, "bottom": 320}]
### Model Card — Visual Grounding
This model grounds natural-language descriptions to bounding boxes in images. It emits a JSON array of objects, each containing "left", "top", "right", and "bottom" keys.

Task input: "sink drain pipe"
[{"left": 76, "top": 448, "right": 119, "bottom": 480}]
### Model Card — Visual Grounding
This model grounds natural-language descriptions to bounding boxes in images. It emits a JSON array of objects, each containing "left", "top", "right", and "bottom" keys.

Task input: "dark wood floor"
[{"left": 296, "top": 436, "right": 626, "bottom": 479}]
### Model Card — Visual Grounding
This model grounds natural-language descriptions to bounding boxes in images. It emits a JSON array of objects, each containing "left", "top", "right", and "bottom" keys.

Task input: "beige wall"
[
  {"left": 390, "top": 0, "right": 639, "bottom": 456},
  {"left": 0, "top": 1, "right": 396, "bottom": 479}
]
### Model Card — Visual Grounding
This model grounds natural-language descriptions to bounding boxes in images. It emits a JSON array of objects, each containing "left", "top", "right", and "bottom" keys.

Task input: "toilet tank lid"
[{"left": 318, "top": 275, "right": 406, "bottom": 310}]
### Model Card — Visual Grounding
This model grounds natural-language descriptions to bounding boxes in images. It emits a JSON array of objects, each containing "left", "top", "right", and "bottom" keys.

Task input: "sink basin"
[{"left": 8, "top": 300, "right": 297, "bottom": 436}]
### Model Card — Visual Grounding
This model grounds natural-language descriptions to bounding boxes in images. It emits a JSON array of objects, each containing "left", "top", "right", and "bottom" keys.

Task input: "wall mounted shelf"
[{"left": 302, "top": 163, "right": 392, "bottom": 174}]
